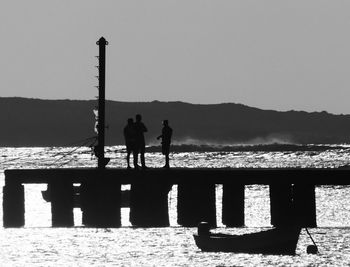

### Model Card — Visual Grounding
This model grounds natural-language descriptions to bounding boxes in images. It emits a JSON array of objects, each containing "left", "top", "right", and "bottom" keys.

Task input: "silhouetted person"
[
  {"left": 123, "top": 118, "right": 136, "bottom": 169},
  {"left": 157, "top": 120, "right": 172, "bottom": 168},
  {"left": 134, "top": 114, "right": 148, "bottom": 169}
]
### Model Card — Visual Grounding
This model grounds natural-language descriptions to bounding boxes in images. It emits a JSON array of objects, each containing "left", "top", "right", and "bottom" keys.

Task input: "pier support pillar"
[
  {"left": 130, "top": 181, "right": 171, "bottom": 227},
  {"left": 222, "top": 183, "right": 245, "bottom": 227},
  {"left": 293, "top": 184, "right": 317, "bottom": 227},
  {"left": 81, "top": 180, "right": 121, "bottom": 227},
  {"left": 270, "top": 184, "right": 294, "bottom": 227},
  {"left": 3, "top": 183, "right": 25, "bottom": 227},
  {"left": 177, "top": 181, "right": 216, "bottom": 227},
  {"left": 50, "top": 180, "right": 74, "bottom": 227}
]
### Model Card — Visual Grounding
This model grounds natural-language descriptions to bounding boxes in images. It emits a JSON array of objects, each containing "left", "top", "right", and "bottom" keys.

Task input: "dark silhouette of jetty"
[
  {"left": 3, "top": 37, "right": 350, "bottom": 242},
  {"left": 4, "top": 167, "right": 350, "bottom": 228}
]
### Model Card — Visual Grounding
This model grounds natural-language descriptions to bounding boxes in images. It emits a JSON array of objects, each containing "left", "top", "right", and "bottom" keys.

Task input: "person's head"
[
  {"left": 136, "top": 114, "right": 142, "bottom": 122},
  {"left": 127, "top": 118, "right": 133, "bottom": 125},
  {"left": 163, "top": 120, "right": 168, "bottom": 126}
]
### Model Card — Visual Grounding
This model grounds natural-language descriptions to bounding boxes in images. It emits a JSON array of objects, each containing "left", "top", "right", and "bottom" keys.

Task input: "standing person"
[
  {"left": 123, "top": 118, "right": 136, "bottom": 169},
  {"left": 157, "top": 120, "right": 173, "bottom": 168},
  {"left": 134, "top": 114, "right": 148, "bottom": 169}
]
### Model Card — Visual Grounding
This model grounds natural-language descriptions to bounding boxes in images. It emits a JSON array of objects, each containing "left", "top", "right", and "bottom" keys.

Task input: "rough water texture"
[{"left": 1, "top": 145, "right": 350, "bottom": 266}]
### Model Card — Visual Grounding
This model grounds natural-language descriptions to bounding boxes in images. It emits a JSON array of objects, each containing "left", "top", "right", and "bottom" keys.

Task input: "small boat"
[{"left": 193, "top": 223, "right": 301, "bottom": 255}]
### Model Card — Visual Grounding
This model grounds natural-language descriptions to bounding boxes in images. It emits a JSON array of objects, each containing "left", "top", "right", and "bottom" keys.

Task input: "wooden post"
[
  {"left": 130, "top": 181, "right": 171, "bottom": 227},
  {"left": 222, "top": 183, "right": 245, "bottom": 227},
  {"left": 177, "top": 181, "right": 216, "bottom": 227},
  {"left": 96, "top": 37, "right": 108, "bottom": 170},
  {"left": 50, "top": 180, "right": 74, "bottom": 227},
  {"left": 3, "top": 182, "right": 25, "bottom": 227},
  {"left": 270, "top": 184, "right": 294, "bottom": 227},
  {"left": 293, "top": 184, "right": 317, "bottom": 227},
  {"left": 95, "top": 181, "right": 121, "bottom": 228}
]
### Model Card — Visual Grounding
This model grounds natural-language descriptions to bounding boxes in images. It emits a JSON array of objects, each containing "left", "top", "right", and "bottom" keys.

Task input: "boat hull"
[{"left": 193, "top": 227, "right": 301, "bottom": 255}]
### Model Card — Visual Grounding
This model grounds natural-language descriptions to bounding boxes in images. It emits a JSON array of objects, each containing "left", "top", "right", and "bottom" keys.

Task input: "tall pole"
[{"left": 96, "top": 37, "right": 108, "bottom": 169}]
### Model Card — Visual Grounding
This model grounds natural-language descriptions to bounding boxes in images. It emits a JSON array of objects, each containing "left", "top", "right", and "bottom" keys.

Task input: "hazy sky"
[{"left": 1, "top": 1, "right": 350, "bottom": 114}]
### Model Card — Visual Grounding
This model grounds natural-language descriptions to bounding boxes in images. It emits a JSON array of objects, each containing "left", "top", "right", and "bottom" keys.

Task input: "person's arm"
[
  {"left": 157, "top": 127, "right": 166, "bottom": 139},
  {"left": 142, "top": 123, "right": 148, "bottom": 133}
]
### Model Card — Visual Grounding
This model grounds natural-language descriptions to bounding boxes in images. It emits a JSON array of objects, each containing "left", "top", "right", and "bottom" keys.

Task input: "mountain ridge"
[{"left": 1, "top": 97, "right": 349, "bottom": 146}]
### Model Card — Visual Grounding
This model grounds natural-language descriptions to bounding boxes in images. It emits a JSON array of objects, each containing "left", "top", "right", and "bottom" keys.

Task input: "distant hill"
[{"left": 1, "top": 97, "right": 350, "bottom": 147}]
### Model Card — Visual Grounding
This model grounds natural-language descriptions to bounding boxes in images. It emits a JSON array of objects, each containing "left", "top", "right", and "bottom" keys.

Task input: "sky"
[{"left": 1, "top": 1, "right": 350, "bottom": 114}]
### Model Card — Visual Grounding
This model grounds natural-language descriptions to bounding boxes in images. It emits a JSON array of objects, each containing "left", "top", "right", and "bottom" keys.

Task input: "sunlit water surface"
[{"left": 1, "top": 146, "right": 350, "bottom": 266}]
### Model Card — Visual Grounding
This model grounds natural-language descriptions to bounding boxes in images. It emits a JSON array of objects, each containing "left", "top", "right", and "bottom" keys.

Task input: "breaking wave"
[{"left": 146, "top": 143, "right": 348, "bottom": 153}]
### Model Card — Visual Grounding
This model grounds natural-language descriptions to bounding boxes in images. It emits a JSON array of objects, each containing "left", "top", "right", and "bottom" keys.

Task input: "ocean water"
[{"left": 1, "top": 145, "right": 350, "bottom": 266}]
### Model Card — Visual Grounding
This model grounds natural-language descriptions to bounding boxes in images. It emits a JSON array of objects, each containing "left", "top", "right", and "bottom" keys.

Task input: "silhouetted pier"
[
  {"left": 3, "top": 167, "right": 350, "bottom": 228},
  {"left": 4, "top": 37, "right": 349, "bottom": 229}
]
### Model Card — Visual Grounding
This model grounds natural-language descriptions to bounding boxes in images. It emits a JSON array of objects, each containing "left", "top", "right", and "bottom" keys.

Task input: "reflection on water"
[
  {"left": 1, "top": 146, "right": 350, "bottom": 266},
  {"left": 2, "top": 145, "right": 350, "bottom": 170}
]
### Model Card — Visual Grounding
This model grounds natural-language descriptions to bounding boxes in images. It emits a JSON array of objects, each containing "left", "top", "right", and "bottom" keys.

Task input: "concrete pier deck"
[{"left": 4, "top": 167, "right": 350, "bottom": 185}]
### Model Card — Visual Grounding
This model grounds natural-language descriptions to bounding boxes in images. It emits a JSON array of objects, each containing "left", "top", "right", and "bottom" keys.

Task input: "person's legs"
[
  {"left": 140, "top": 145, "right": 146, "bottom": 168},
  {"left": 141, "top": 153, "right": 145, "bottom": 167},
  {"left": 126, "top": 151, "right": 131, "bottom": 168},
  {"left": 133, "top": 149, "right": 139, "bottom": 169},
  {"left": 162, "top": 144, "right": 170, "bottom": 168},
  {"left": 165, "top": 153, "right": 170, "bottom": 168}
]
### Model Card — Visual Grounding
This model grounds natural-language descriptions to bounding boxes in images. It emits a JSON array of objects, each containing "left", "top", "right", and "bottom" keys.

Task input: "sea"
[{"left": 1, "top": 144, "right": 350, "bottom": 266}]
